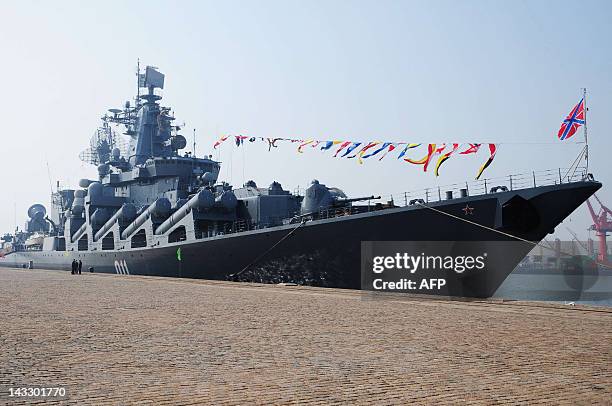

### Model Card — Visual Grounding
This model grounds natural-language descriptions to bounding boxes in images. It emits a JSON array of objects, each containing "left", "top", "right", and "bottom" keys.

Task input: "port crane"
[{"left": 585, "top": 194, "right": 611, "bottom": 265}]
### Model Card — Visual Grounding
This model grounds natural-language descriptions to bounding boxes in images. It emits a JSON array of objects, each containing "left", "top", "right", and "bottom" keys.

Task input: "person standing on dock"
[
  {"left": 78, "top": 260, "right": 82, "bottom": 275},
  {"left": 71, "top": 259, "right": 76, "bottom": 275}
]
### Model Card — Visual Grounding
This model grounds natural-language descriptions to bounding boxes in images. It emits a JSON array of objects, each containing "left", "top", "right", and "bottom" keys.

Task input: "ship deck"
[{"left": 0, "top": 266, "right": 610, "bottom": 404}]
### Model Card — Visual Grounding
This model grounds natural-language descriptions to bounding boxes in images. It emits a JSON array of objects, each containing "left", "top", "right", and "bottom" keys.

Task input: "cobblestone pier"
[{"left": 0, "top": 267, "right": 610, "bottom": 405}]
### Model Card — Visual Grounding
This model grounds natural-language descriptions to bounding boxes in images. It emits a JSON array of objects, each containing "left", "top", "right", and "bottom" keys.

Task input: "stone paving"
[{"left": 0, "top": 267, "right": 610, "bottom": 405}]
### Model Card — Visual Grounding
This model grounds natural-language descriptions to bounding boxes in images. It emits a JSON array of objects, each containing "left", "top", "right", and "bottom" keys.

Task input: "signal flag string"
[{"left": 214, "top": 136, "right": 502, "bottom": 179}]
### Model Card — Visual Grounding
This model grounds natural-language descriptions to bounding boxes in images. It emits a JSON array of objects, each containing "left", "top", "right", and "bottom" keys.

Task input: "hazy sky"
[{"left": 1, "top": 0, "right": 610, "bottom": 241}]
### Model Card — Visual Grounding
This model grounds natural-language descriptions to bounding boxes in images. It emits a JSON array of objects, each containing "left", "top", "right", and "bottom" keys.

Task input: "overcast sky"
[{"left": 0, "top": 0, "right": 610, "bottom": 241}]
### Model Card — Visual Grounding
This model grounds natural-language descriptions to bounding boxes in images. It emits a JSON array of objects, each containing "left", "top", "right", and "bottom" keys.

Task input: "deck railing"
[
  {"left": 211, "top": 167, "right": 591, "bottom": 237},
  {"left": 371, "top": 166, "right": 590, "bottom": 207}
]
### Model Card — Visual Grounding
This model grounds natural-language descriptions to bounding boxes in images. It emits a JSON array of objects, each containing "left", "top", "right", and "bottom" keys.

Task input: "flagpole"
[{"left": 583, "top": 87, "right": 589, "bottom": 174}]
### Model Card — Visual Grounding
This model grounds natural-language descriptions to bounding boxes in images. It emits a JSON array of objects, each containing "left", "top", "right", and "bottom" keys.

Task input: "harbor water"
[{"left": 495, "top": 268, "right": 612, "bottom": 307}]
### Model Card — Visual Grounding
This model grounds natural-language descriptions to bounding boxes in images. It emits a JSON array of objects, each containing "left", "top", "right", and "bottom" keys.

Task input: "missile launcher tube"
[
  {"left": 120, "top": 198, "right": 171, "bottom": 240},
  {"left": 93, "top": 204, "right": 137, "bottom": 241},
  {"left": 71, "top": 222, "right": 87, "bottom": 243},
  {"left": 154, "top": 189, "right": 214, "bottom": 235},
  {"left": 90, "top": 208, "right": 110, "bottom": 227}
]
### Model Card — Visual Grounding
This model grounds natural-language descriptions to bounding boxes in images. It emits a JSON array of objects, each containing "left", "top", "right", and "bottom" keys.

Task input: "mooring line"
[
  {"left": 416, "top": 202, "right": 612, "bottom": 270},
  {"left": 229, "top": 220, "right": 308, "bottom": 279}
]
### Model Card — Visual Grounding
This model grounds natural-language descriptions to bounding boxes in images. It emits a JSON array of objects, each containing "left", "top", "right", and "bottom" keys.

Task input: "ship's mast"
[
  {"left": 193, "top": 128, "right": 197, "bottom": 157},
  {"left": 136, "top": 58, "right": 140, "bottom": 109}
]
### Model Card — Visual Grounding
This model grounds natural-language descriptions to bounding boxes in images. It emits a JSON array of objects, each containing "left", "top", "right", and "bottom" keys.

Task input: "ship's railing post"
[{"left": 391, "top": 167, "right": 589, "bottom": 209}]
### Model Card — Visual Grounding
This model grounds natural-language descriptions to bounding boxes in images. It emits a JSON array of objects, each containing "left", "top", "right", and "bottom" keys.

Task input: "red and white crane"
[{"left": 586, "top": 194, "right": 612, "bottom": 265}]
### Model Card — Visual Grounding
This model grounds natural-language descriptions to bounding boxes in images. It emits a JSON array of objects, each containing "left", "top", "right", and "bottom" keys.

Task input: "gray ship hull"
[{"left": 1, "top": 181, "right": 601, "bottom": 298}]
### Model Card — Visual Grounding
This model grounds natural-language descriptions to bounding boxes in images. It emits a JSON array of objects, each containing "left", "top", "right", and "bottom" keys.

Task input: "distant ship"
[{"left": 0, "top": 65, "right": 602, "bottom": 297}]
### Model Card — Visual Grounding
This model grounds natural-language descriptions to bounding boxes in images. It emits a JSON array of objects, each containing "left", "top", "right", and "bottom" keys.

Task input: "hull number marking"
[{"left": 114, "top": 260, "right": 130, "bottom": 275}]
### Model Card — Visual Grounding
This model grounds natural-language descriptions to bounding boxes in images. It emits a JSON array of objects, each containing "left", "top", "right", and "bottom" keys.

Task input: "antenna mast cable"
[{"left": 583, "top": 87, "right": 589, "bottom": 173}]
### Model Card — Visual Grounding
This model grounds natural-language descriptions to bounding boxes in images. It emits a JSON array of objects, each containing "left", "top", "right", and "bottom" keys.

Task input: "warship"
[{"left": 0, "top": 65, "right": 602, "bottom": 297}]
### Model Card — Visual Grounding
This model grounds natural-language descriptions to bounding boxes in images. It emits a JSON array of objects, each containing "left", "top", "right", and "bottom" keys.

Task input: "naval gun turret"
[{"left": 300, "top": 180, "right": 378, "bottom": 215}]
